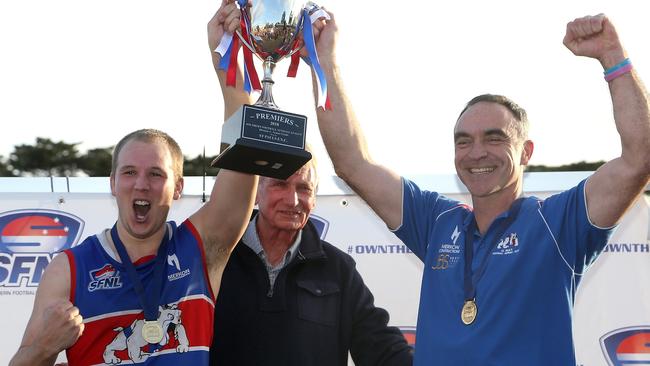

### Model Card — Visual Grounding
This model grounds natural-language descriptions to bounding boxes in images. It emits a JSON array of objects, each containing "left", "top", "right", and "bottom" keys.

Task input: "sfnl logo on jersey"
[
  {"left": 0, "top": 209, "right": 84, "bottom": 288},
  {"left": 601, "top": 326, "right": 650, "bottom": 365}
]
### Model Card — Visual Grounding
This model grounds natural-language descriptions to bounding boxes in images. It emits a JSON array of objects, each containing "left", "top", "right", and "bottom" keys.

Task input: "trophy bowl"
[
  {"left": 239, "top": 0, "right": 306, "bottom": 109},
  {"left": 246, "top": 0, "right": 304, "bottom": 63}
]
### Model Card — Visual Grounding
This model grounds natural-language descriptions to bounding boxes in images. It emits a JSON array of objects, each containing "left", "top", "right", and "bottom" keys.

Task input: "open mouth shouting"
[{"left": 133, "top": 200, "right": 151, "bottom": 222}]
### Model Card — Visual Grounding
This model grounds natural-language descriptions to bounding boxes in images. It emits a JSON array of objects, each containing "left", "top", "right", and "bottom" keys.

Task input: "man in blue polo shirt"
[{"left": 311, "top": 11, "right": 650, "bottom": 365}]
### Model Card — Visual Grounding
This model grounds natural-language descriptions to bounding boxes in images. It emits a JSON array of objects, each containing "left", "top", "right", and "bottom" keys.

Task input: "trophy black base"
[
  {"left": 211, "top": 139, "right": 311, "bottom": 179},
  {"left": 211, "top": 104, "right": 312, "bottom": 180}
]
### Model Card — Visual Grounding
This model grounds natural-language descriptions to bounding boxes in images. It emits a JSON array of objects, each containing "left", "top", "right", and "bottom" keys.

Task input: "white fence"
[{"left": 0, "top": 173, "right": 648, "bottom": 365}]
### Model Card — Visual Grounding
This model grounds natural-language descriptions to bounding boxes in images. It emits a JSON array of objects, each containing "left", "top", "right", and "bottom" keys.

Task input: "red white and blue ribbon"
[
  {"left": 286, "top": 11, "right": 305, "bottom": 78},
  {"left": 238, "top": 10, "right": 262, "bottom": 94},
  {"left": 300, "top": 8, "right": 330, "bottom": 110},
  {"left": 214, "top": 0, "right": 261, "bottom": 94}
]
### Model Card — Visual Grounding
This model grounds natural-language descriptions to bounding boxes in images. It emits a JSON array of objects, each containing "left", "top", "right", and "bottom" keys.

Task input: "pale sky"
[{"left": 0, "top": 0, "right": 648, "bottom": 177}]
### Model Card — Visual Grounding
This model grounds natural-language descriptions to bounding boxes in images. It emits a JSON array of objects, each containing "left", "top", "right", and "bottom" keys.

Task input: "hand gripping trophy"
[{"left": 212, "top": 0, "right": 328, "bottom": 179}]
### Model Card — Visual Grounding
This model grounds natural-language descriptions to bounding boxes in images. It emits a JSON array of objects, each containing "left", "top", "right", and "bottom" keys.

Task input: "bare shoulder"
[
  {"left": 35, "top": 252, "right": 71, "bottom": 307},
  {"left": 18, "top": 252, "right": 72, "bottom": 348}
]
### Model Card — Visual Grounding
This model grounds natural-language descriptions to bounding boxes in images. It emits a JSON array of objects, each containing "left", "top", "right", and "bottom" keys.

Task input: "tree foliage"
[
  {"left": 9, "top": 138, "right": 81, "bottom": 176},
  {"left": 78, "top": 147, "right": 114, "bottom": 177},
  {"left": 527, "top": 160, "right": 605, "bottom": 172},
  {"left": 0, "top": 155, "right": 15, "bottom": 177},
  {"left": 183, "top": 153, "right": 220, "bottom": 177},
  {"left": 0, "top": 137, "right": 607, "bottom": 177},
  {"left": 0, "top": 138, "right": 222, "bottom": 177}
]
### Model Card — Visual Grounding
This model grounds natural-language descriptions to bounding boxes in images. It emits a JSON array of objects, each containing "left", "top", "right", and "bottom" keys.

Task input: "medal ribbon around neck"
[
  {"left": 110, "top": 224, "right": 169, "bottom": 329},
  {"left": 462, "top": 198, "right": 524, "bottom": 323}
]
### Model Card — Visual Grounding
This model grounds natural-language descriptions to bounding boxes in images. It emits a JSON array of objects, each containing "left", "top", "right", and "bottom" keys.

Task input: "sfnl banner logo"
[
  {"left": 601, "top": 326, "right": 650, "bottom": 365},
  {"left": 0, "top": 209, "right": 84, "bottom": 288}
]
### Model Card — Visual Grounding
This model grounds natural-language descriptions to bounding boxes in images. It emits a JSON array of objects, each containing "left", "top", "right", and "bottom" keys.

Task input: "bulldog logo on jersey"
[
  {"left": 103, "top": 303, "right": 189, "bottom": 364},
  {"left": 601, "top": 326, "right": 650, "bottom": 365},
  {"left": 88, "top": 264, "right": 123, "bottom": 292}
]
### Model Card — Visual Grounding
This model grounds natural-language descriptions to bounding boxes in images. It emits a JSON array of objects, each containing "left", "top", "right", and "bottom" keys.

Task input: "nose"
[
  {"left": 467, "top": 141, "right": 488, "bottom": 160},
  {"left": 134, "top": 173, "right": 150, "bottom": 191},
  {"left": 282, "top": 188, "right": 299, "bottom": 207}
]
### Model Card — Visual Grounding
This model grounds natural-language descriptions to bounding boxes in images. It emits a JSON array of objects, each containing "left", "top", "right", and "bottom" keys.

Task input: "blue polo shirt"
[{"left": 394, "top": 178, "right": 613, "bottom": 365}]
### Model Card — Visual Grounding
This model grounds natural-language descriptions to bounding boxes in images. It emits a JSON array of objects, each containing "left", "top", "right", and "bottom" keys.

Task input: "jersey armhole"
[{"left": 183, "top": 219, "right": 216, "bottom": 302}]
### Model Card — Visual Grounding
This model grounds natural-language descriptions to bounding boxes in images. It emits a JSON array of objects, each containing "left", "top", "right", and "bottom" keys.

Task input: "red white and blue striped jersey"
[{"left": 64, "top": 220, "right": 215, "bottom": 365}]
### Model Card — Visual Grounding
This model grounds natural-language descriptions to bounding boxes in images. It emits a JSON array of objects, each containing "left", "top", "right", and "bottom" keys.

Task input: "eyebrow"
[
  {"left": 484, "top": 129, "right": 508, "bottom": 138},
  {"left": 454, "top": 132, "right": 471, "bottom": 142},
  {"left": 118, "top": 165, "right": 166, "bottom": 173},
  {"left": 454, "top": 128, "right": 509, "bottom": 141}
]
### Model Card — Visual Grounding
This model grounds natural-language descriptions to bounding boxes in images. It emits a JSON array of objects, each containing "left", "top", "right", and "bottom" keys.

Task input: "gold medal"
[
  {"left": 461, "top": 299, "right": 477, "bottom": 325},
  {"left": 142, "top": 320, "right": 164, "bottom": 344}
]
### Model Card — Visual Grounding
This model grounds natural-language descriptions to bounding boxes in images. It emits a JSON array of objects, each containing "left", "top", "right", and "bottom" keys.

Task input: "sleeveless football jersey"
[{"left": 64, "top": 220, "right": 214, "bottom": 365}]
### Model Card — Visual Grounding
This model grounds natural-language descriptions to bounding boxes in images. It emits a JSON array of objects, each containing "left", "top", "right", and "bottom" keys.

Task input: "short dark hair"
[
  {"left": 111, "top": 129, "right": 184, "bottom": 180},
  {"left": 458, "top": 94, "right": 529, "bottom": 141}
]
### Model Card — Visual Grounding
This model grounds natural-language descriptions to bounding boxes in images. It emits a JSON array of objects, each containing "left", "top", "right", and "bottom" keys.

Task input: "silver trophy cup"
[{"left": 212, "top": 0, "right": 312, "bottom": 179}]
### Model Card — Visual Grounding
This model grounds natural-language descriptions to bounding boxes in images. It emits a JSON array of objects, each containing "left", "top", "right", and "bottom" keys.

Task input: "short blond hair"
[{"left": 111, "top": 129, "right": 184, "bottom": 181}]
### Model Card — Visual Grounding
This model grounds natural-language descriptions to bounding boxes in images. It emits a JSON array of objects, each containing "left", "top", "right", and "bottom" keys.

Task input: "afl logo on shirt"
[
  {"left": 601, "top": 326, "right": 650, "bottom": 365},
  {"left": 88, "top": 263, "right": 123, "bottom": 292}
]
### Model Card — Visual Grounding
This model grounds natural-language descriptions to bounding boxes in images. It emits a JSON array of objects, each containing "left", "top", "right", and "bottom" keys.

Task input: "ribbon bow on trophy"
[{"left": 212, "top": 0, "right": 330, "bottom": 179}]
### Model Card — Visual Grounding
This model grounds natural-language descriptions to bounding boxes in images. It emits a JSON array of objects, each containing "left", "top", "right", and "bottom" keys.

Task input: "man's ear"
[
  {"left": 173, "top": 177, "right": 184, "bottom": 200},
  {"left": 255, "top": 178, "right": 265, "bottom": 205},
  {"left": 110, "top": 173, "right": 116, "bottom": 197},
  {"left": 520, "top": 140, "right": 534, "bottom": 166}
]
